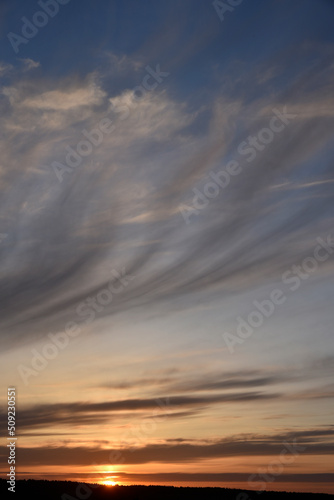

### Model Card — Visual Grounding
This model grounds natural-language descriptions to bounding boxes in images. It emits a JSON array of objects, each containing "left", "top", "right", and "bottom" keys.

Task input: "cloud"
[
  {"left": 2, "top": 427, "right": 333, "bottom": 466},
  {"left": 103, "top": 52, "right": 143, "bottom": 74},
  {"left": 19, "top": 58, "right": 40, "bottom": 72},
  {"left": 0, "top": 61, "right": 13, "bottom": 76},
  {"left": 0, "top": 391, "right": 280, "bottom": 434},
  {"left": 20, "top": 83, "right": 106, "bottom": 111},
  {"left": 1, "top": 45, "right": 334, "bottom": 349},
  {"left": 99, "top": 370, "right": 284, "bottom": 394}
]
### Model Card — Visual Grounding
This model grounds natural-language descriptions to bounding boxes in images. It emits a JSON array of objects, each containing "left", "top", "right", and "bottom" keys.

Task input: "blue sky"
[{"left": 0, "top": 0, "right": 334, "bottom": 494}]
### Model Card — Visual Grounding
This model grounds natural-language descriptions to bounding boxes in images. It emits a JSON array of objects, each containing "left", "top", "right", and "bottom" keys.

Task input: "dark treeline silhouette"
[{"left": 1, "top": 479, "right": 334, "bottom": 500}]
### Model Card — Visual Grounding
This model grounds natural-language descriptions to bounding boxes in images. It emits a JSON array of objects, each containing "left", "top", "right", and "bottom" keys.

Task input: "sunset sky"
[{"left": 1, "top": 0, "right": 334, "bottom": 495}]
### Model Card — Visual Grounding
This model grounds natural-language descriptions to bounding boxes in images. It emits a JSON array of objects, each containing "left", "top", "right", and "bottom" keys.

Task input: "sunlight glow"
[{"left": 103, "top": 480, "right": 117, "bottom": 486}]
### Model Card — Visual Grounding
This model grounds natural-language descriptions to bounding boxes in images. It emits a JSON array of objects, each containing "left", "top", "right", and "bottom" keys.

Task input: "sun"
[{"left": 103, "top": 480, "right": 117, "bottom": 486}]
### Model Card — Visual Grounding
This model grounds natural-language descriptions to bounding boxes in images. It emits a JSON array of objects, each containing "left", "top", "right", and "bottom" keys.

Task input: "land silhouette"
[{"left": 1, "top": 479, "right": 334, "bottom": 500}]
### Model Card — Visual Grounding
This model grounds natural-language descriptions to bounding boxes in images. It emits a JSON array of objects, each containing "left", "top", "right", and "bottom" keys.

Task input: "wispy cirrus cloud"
[{"left": 0, "top": 43, "right": 334, "bottom": 359}]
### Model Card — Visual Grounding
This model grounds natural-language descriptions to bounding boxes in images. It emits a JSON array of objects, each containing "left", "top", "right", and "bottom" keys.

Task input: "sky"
[{"left": 0, "top": 0, "right": 334, "bottom": 495}]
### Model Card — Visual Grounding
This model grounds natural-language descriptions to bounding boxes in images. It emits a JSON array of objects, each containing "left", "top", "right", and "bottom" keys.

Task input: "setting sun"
[{"left": 103, "top": 480, "right": 117, "bottom": 486}]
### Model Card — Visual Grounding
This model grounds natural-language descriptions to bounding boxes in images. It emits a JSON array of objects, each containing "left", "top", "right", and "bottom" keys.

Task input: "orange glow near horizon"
[
  {"left": 100, "top": 475, "right": 118, "bottom": 486},
  {"left": 103, "top": 480, "right": 117, "bottom": 486}
]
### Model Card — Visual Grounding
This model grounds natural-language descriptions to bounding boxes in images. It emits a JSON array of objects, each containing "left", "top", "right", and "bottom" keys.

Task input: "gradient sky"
[{"left": 0, "top": 0, "right": 334, "bottom": 494}]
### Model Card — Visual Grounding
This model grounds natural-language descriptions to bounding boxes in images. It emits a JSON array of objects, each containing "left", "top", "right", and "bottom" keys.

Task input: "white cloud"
[
  {"left": 21, "top": 83, "right": 106, "bottom": 111},
  {"left": 104, "top": 52, "right": 143, "bottom": 73},
  {"left": 19, "top": 58, "right": 40, "bottom": 72},
  {"left": 0, "top": 62, "right": 13, "bottom": 76},
  {"left": 108, "top": 89, "right": 194, "bottom": 141},
  {"left": 1, "top": 77, "right": 108, "bottom": 133}
]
